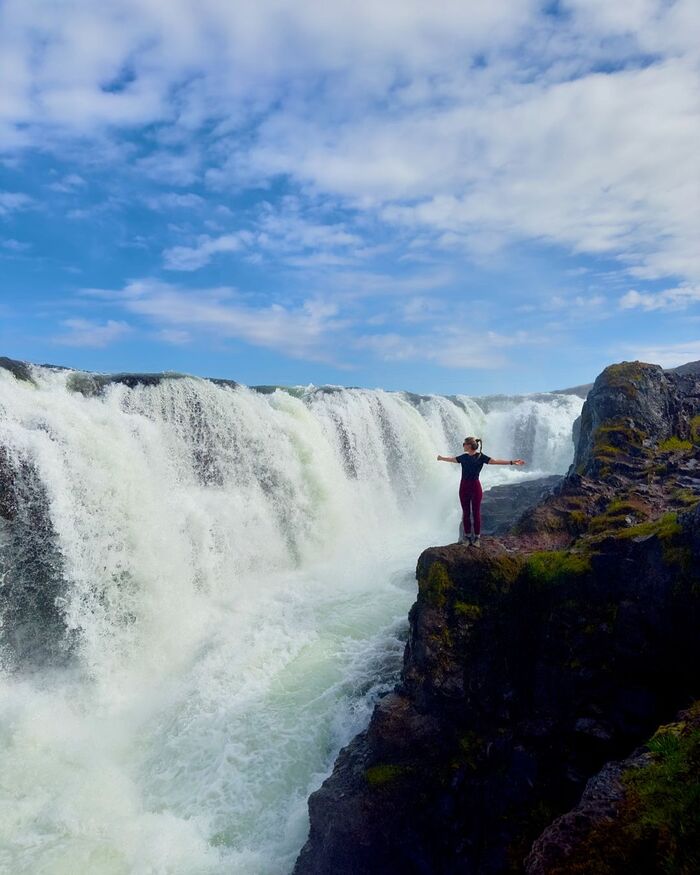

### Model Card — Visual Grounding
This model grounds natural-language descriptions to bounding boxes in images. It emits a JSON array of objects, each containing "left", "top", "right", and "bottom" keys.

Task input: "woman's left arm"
[{"left": 487, "top": 458, "right": 525, "bottom": 466}]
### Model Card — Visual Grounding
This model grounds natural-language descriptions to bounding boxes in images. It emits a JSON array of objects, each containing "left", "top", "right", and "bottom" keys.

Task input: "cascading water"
[{"left": 0, "top": 365, "right": 583, "bottom": 874}]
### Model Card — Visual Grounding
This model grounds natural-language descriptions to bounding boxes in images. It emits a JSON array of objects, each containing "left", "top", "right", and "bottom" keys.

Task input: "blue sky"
[{"left": 1, "top": 0, "right": 699, "bottom": 394}]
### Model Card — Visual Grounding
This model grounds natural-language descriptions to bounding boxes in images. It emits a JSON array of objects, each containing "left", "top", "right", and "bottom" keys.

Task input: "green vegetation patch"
[
  {"left": 453, "top": 730, "right": 485, "bottom": 771},
  {"left": 589, "top": 496, "right": 652, "bottom": 535},
  {"left": 672, "top": 489, "right": 700, "bottom": 509},
  {"left": 603, "top": 361, "right": 654, "bottom": 398},
  {"left": 365, "top": 763, "right": 412, "bottom": 786},
  {"left": 524, "top": 550, "right": 592, "bottom": 588},
  {"left": 690, "top": 415, "right": 700, "bottom": 445},
  {"left": 659, "top": 436, "right": 693, "bottom": 453},
  {"left": 545, "top": 707, "right": 700, "bottom": 874},
  {"left": 420, "top": 561, "right": 453, "bottom": 608},
  {"left": 592, "top": 419, "right": 649, "bottom": 462},
  {"left": 454, "top": 601, "right": 482, "bottom": 621},
  {"left": 612, "top": 511, "right": 681, "bottom": 542}
]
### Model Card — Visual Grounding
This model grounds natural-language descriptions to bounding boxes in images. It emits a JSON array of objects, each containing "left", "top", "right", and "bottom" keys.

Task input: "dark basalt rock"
[
  {"left": 0, "top": 447, "right": 73, "bottom": 669},
  {"left": 67, "top": 370, "right": 187, "bottom": 396},
  {"left": 481, "top": 476, "right": 563, "bottom": 535},
  {"left": 0, "top": 356, "right": 34, "bottom": 383},
  {"left": 525, "top": 701, "right": 700, "bottom": 874},
  {"left": 294, "top": 358, "right": 700, "bottom": 875}
]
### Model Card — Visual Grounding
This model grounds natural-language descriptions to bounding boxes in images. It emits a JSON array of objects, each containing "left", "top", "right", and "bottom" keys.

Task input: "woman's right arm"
[{"left": 437, "top": 455, "right": 458, "bottom": 462}]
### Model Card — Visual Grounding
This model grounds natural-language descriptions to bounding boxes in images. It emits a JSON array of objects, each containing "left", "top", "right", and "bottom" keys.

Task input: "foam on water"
[{"left": 0, "top": 367, "right": 582, "bottom": 873}]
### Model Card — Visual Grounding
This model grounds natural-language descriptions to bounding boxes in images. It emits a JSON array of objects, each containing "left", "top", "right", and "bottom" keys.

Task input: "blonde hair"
[{"left": 463, "top": 436, "right": 482, "bottom": 452}]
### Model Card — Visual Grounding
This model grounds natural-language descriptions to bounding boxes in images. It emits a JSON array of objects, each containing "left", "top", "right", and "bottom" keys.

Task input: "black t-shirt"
[{"left": 456, "top": 452, "right": 491, "bottom": 480}]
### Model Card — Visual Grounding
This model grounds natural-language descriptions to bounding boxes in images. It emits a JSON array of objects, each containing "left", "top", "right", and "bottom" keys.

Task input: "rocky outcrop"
[
  {"left": 525, "top": 702, "right": 700, "bottom": 874},
  {"left": 294, "top": 360, "right": 700, "bottom": 875},
  {"left": 481, "top": 476, "right": 562, "bottom": 535},
  {"left": 0, "top": 356, "right": 34, "bottom": 383}
]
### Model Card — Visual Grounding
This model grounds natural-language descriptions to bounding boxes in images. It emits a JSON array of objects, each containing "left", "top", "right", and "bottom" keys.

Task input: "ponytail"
[{"left": 463, "top": 436, "right": 482, "bottom": 453}]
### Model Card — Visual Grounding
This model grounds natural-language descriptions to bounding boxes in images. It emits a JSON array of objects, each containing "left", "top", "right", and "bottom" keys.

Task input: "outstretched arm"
[
  {"left": 487, "top": 458, "right": 525, "bottom": 465},
  {"left": 437, "top": 455, "right": 459, "bottom": 462}
]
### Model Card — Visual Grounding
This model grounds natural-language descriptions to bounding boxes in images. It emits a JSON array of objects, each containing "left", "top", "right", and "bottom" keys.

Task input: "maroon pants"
[{"left": 459, "top": 478, "right": 483, "bottom": 535}]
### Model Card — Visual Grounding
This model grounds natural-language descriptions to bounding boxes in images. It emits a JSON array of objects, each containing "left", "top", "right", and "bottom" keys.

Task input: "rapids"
[{"left": 0, "top": 366, "right": 582, "bottom": 874}]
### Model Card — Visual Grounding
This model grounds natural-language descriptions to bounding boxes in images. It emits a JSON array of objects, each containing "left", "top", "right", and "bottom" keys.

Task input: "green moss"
[
  {"left": 365, "top": 764, "right": 411, "bottom": 786},
  {"left": 588, "top": 496, "right": 651, "bottom": 534},
  {"left": 603, "top": 361, "right": 653, "bottom": 399},
  {"left": 613, "top": 511, "right": 681, "bottom": 542},
  {"left": 487, "top": 553, "right": 525, "bottom": 590},
  {"left": 429, "top": 626, "right": 454, "bottom": 650},
  {"left": 690, "top": 415, "right": 700, "bottom": 445},
  {"left": 453, "top": 731, "right": 484, "bottom": 771},
  {"left": 421, "top": 562, "right": 453, "bottom": 608},
  {"left": 568, "top": 510, "right": 589, "bottom": 529},
  {"left": 454, "top": 601, "right": 482, "bottom": 621},
  {"left": 524, "top": 550, "right": 592, "bottom": 587},
  {"left": 621, "top": 717, "right": 700, "bottom": 872},
  {"left": 552, "top": 710, "right": 700, "bottom": 873},
  {"left": 672, "top": 489, "right": 700, "bottom": 509},
  {"left": 592, "top": 419, "right": 649, "bottom": 462},
  {"left": 659, "top": 436, "right": 693, "bottom": 453}
]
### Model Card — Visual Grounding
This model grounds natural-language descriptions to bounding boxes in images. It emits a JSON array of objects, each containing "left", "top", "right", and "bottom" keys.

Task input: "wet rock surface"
[
  {"left": 294, "top": 359, "right": 700, "bottom": 875},
  {"left": 481, "top": 476, "right": 563, "bottom": 535}
]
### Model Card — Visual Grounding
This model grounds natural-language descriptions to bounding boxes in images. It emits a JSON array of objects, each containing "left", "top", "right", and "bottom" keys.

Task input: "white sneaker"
[{"left": 472, "top": 535, "right": 481, "bottom": 548}]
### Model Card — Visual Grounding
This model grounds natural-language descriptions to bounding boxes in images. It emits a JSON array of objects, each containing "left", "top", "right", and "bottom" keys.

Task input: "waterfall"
[{"left": 0, "top": 365, "right": 583, "bottom": 873}]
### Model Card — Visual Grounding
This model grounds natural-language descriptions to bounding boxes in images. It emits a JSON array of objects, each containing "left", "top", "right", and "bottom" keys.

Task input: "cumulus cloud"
[{"left": 3, "top": 0, "right": 700, "bottom": 379}]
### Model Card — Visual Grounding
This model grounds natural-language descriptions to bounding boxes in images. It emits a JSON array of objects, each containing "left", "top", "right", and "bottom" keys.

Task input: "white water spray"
[{"left": 0, "top": 366, "right": 582, "bottom": 873}]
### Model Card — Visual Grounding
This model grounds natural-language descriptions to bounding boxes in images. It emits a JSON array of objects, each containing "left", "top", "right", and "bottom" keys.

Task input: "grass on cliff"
[
  {"left": 553, "top": 706, "right": 700, "bottom": 875},
  {"left": 523, "top": 550, "right": 592, "bottom": 588}
]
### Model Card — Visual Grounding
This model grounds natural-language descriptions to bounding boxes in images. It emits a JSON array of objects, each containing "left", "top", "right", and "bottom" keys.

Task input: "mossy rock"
[
  {"left": 365, "top": 763, "right": 413, "bottom": 786},
  {"left": 601, "top": 361, "right": 657, "bottom": 399},
  {"left": 671, "top": 489, "right": 700, "bottom": 509},
  {"left": 454, "top": 601, "right": 482, "bottom": 622},
  {"left": 420, "top": 562, "right": 453, "bottom": 608},
  {"left": 592, "top": 418, "right": 649, "bottom": 461},
  {"left": 658, "top": 435, "right": 693, "bottom": 453},
  {"left": 569, "top": 707, "right": 700, "bottom": 874},
  {"left": 690, "top": 415, "right": 700, "bottom": 445},
  {"left": 523, "top": 550, "right": 592, "bottom": 589},
  {"left": 588, "top": 496, "right": 652, "bottom": 535}
]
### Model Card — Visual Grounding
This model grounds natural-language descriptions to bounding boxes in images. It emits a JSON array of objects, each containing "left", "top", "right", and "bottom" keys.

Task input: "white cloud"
[
  {"left": 107, "top": 279, "right": 350, "bottom": 363},
  {"left": 0, "top": 191, "right": 33, "bottom": 215},
  {"left": 619, "top": 340, "right": 700, "bottom": 369},
  {"left": 1, "top": 237, "right": 30, "bottom": 251},
  {"left": 155, "top": 328, "right": 191, "bottom": 344},
  {"left": 355, "top": 327, "right": 541, "bottom": 369},
  {"left": 145, "top": 192, "right": 205, "bottom": 210},
  {"left": 163, "top": 233, "right": 248, "bottom": 270},
  {"left": 619, "top": 285, "right": 700, "bottom": 311},
  {"left": 48, "top": 173, "right": 85, "bottom": 192},
  {"left": 54, "top": 318, "right": 131, "bottom": 347},
  {"left": 2, "top": 0, "right": 699, "bottom": 302}
]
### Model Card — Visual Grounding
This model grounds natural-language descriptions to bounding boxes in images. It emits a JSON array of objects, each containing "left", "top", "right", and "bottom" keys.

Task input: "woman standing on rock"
[{"left": 437, "top": 437, "right": 525, "bottom": 546}]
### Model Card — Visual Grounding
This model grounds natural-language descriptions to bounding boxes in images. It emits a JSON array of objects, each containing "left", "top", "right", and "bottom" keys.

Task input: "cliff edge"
[{"left": 294, "top": 360, "right": 700, "bottom": 874}]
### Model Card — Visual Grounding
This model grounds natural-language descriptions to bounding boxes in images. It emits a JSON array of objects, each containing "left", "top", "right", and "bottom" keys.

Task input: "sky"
[{"left": 1, "top": 0, "right": 699, "bottom": 395}]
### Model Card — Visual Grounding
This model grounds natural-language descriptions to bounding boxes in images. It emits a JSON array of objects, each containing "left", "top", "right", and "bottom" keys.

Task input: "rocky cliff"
[{"left": 294, "top": 360, "right": 700, "bottom": 875}]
